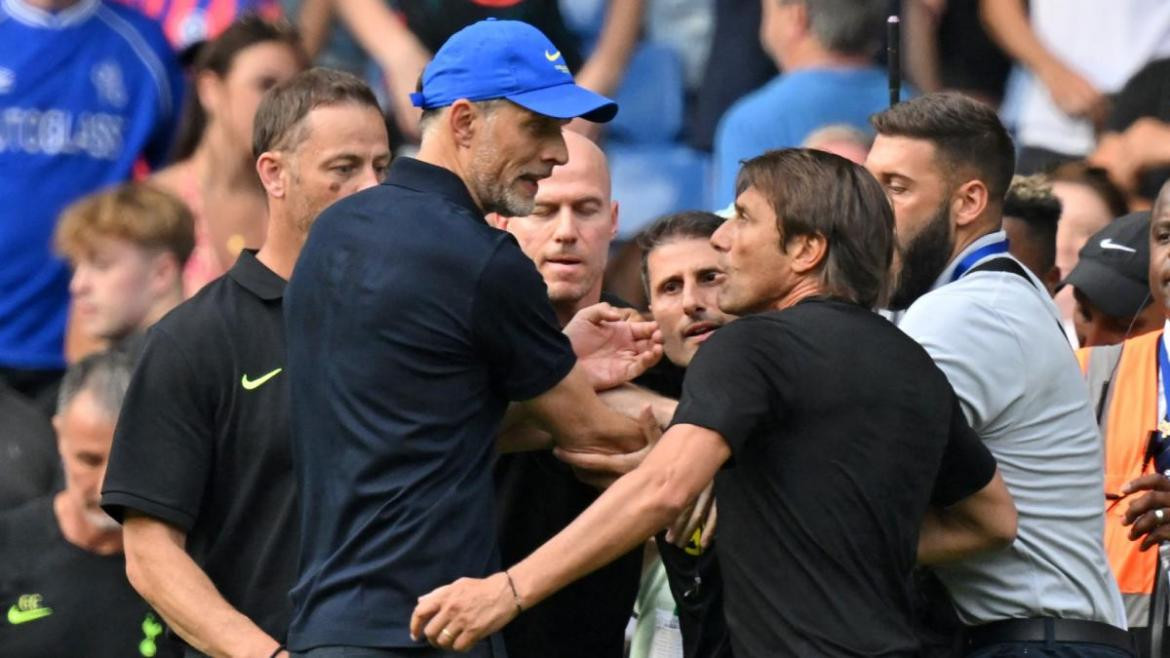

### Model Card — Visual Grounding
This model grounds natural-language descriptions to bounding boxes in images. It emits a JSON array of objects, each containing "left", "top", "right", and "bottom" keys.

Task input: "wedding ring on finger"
[
  {"left": 440, "top": 628, "right": 455, "bottom": 642},
  {"left": 1156, "top": 509, "right": 1167, "bottom": 525}
]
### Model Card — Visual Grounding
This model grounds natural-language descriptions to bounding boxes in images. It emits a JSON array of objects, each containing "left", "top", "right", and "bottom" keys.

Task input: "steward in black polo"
[
  {"left": 100, "top": 69, "right": 391, "bottom": 658},
  {"left": 102, "top": 250, "right": 295, "bottom": 640}
]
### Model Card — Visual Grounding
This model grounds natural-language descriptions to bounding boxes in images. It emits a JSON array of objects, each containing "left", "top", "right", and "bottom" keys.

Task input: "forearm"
[
  {"left": 297, "top": 0, "right": 334, "bottom": 60},
  {"left": 918, "top": 473, "right": 1016, "bottom": 565},
  {"left": 979, "top": 0, "right": 1060, "bottom": 75},
  {"left": 599, "top": 384, "right": 677, "bottom": 428},
  {"left": 918, "top": 508, "right": 998, "bottom": 564},
  {"left": 331, "top": 0, "right": 424, "bottom": 70},
  {"left": 508, "top": 460, "right": 689, "bottom": 609},
  {"left": 124, "top": 517, "right": 278, "bottom": 658},
  {"left": 574, "top": 0, "right": 643, "bottom": 96},
  {"left": 1130, "top": 119, "right": 1170, "bottom": 168}
]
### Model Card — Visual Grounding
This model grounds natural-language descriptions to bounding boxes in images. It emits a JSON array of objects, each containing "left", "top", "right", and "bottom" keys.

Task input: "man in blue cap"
[{"left": 283, "top": 19, "right": 662, "bottom": 658}]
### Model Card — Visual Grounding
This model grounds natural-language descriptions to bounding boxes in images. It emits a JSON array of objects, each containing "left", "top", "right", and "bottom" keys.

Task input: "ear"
[
  {"left": 786, "top": 232, "right": 829, "bottom": 275},
  {"left": 148, "top": 251, "right": 181, "bottom": 293},
  {"left": 448, "top": 99, "right": 478, "bottom": 148},
  {"left": 486, "top": 212, "right": 507, "bottom": 229},
  {"left": 256, "top": 152, "right": 287, "bottom": 199},
  {"left": 195, "top": 70, "right": 222, "bottom": 116},
  {"left": 788, "top": 1, "right": 811, "bottom": 37},
  {"left": 951, "top": 179, "right": 990, "bottom": 229},
  {"left": 609, "top": 200, "right": 620, "bottom": 240}
]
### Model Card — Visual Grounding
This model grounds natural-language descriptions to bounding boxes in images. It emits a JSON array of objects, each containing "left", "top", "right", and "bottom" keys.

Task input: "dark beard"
[{"left": 888, "top": 202, "right": 954, "bottom": 311}]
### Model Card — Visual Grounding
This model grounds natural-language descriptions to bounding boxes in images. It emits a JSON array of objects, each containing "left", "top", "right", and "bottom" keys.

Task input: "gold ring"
[{"left": 440, "top": 628, "right": 455, "bottom": 640}]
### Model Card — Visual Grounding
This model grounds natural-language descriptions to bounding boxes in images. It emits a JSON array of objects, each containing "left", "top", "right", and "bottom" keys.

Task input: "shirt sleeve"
[
  {"left": 471, "top": 237, "right": 576, "bottom": 402},
  {"left": 100, "top": 326, "right": 214, "bottom": 531},
  {"left": 670, "top": 320, "right": 778, "bottom": 454},
  {"left": 931, "top": 395, "right": 998, "bottom": 507}
]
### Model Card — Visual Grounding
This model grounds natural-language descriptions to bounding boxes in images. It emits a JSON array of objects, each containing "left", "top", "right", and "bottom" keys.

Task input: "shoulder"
[
  {"left": 719, "top": 76, "right": 788, "bottom": 126},
  {"left": 91, "top": 3, "right": 176, "bottom": 95},
  {"left": 148, "top": 279, "right": 233, "bottom": 349}
]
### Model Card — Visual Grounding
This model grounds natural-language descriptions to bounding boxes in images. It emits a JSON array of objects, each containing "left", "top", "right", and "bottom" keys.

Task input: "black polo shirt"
[
  {"left": 0, "top": 496, "right": 180, "bottom": 658},
  {"left": 101, "top": 251, "right": 298, "bottom": 644},
  {"left": 672, "top": 298, "right": 996, "bottom": 657},
  {"left": 285, "top": 157, "right": 576, "bottom": 654}
]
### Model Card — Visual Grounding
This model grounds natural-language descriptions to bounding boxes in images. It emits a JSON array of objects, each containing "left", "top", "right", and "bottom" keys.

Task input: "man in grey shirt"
[{"left": 866, "top": 93, "right": 1129, "bottom": 655}]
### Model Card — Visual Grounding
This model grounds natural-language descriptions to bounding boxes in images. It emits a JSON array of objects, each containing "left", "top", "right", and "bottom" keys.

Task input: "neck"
[
  {"left": 255, "top": 212, "right": 304, "bottom": 281},
  {"left": 948, "top": 218, "right": 1002, "bottom": 266},
  {"left": 768, "top": 277, "right": 825, "bottom": 312},
  {"left": 54, "top": 492, "right": 121, "bottom": 556},
  {"left": 140, "top": 287, "right": 183, "bottom": 331},
  {"left": 415, "top": 135, "right": 485, "bottom": 213},
  {"left": 782, "top": 42, "right": 872, "bottom": 71},
  {"left": 554, "top": 289, "right": 603, "bottom": 328},
  {"left": 194, "top": 129, "right": 263, "bottom": 193}
]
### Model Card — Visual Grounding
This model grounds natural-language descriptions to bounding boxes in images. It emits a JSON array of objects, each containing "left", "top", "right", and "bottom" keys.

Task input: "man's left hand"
[
  {"left": 410, "top": 572, "right": 518, "bottom": 652},
  {"left": 564, "top": 303, "right": 662, "bottom": 390},
  {"left": 1122, "top": 474, "right": 1170, "bottom": 550}
]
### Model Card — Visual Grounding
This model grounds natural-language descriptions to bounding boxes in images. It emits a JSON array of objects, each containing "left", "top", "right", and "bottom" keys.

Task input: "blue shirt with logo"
[
  {"left": 0, "top": 0, "right": 182, "bottom": 370},
  {"left": 285, "top": 157, "right": 576, "bottom": 653}
]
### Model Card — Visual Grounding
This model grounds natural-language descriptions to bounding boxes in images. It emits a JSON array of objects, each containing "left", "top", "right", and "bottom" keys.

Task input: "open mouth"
[{"left": 683, "top": 321, "right": 719, "bottom": 340}]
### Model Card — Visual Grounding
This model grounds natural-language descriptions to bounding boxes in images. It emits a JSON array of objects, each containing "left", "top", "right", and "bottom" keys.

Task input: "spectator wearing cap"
[
  {"left": 1066, "top": 212, "right": 1162, "bottom": 347},
  {"left": 1075, "top": 183, "right": 1170, "bottom": 653},
  {"left": 283, "top": 19, "right": 665, "bottom": 657},
  {"left": 1003, "top": 174, "right": 1063, "bottom": 295}
]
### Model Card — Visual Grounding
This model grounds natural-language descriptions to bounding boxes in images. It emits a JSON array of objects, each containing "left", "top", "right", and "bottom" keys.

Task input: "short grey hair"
[
  {"left": 782, "top": 0, "right": 887, "bottom": 56},
  {"left": 418, "top": 98, "right": 508, "bottom": 136},
  {"left": 56, "top": 350, "right": 133, "bottom": 419}
]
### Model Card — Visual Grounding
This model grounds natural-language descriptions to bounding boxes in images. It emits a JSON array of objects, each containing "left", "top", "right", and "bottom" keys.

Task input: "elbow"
[
  {"left": 640, "top": 466, "right": 693, "bottom": 527},
  {"left": 987, "top": 501, "right": 1019, "bottom": 550},
  {"left": 123, "top": 542, "right": 151, "bottom": 599}
]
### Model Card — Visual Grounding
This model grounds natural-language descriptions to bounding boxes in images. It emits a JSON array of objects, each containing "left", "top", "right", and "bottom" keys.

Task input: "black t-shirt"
[
  {"left": 672, "top": 298, "right": 996, "bottom": 657},
  {"left": 285, "top": 157, "right": 576, "bottom": 653},
  {"left": 493, "top": 294, "right": 685, "bottom": 658},
  {"left": 0, "top": 496, "right": 179, "bottom": 658},
  {"left": 101, "top": 251, "right": 297, "bottom": 644},
  {"left": 1107, "top": 57, "right": 1170, "bottom": 200},
  {"left": 0, "top": 384, "right": 58, "bottom": 511},
  {"left": 398, "top": 0, "right": 583, "bottom": 73}
]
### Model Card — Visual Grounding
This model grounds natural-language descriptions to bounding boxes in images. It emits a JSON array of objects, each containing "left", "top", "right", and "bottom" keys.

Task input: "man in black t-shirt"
[
  {"left": 411, "top": 148, "right": 1017, "bottom": 656},
  {"left": 0, "top": 351, "right": 177, "bottom": 658},
  {"left": 100, "top": 69, "right": 392, "bottom": 658}
]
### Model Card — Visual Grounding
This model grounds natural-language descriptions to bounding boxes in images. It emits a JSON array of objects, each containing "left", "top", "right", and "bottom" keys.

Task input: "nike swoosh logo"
[
  {"left": 8, "top": 605, "right": 52, "bottom": 625},
  {"left": 240, "top": 368, "right": 282, "bottom": 390},
  {"left": 1100, "top": 238, "right": 1137, "bottom": 253},
  {"left": 544, "top": 49, "right": 561, "bottom": 62}
]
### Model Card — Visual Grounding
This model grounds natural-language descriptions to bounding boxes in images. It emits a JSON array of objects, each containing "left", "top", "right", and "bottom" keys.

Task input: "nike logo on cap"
[
  {"left": 544, "top": 49, "right": 561, "bottom": 62},
  {"left": 1100, "top": 238, "right": 1136, "bottom": 254},
  {"left": 241, "top": 368, "right": 282, "bottom": 390}
]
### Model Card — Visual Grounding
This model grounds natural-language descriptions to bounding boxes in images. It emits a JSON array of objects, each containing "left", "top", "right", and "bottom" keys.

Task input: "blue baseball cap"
[{"left": 409, "top": 19, "right": 618, "bottom": 123}]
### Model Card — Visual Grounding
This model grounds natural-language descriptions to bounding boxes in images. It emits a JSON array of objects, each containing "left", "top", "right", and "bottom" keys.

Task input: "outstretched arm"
[{"left": 411, "top": 423, "right": 730, "bottom": 652}]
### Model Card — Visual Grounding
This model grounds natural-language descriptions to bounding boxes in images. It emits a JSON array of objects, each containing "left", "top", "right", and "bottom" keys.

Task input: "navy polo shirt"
[{"left": 284, "top": 157, "right": 576, "bottom": 653}]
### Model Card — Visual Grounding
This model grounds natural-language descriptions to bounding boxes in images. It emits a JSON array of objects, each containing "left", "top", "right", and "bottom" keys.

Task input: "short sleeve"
[
  {"left": 100, "top": 327, "right": 213, "bottom": 531},
  {"left": 471, "top": 238, "right": 576, "bottom": 401},
  {"left": 931, "top": 396, "right": 998, "bottom": 507},
  {"left": 670, "top": 320, "right": 778, "bottom": 454}
]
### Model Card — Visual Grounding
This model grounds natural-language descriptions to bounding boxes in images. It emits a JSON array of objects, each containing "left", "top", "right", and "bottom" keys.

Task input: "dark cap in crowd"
[
  {"left": 1062, "top": 211, "right": 1152, "bottom": 318},
  {"left": 409, "top": 19, "right": 618, "bottom": 123}
]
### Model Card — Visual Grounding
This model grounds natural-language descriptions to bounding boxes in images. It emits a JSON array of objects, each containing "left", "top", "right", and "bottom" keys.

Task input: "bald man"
[{"left": 488, "top": 131, "right": 651, "bottom": 658}]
